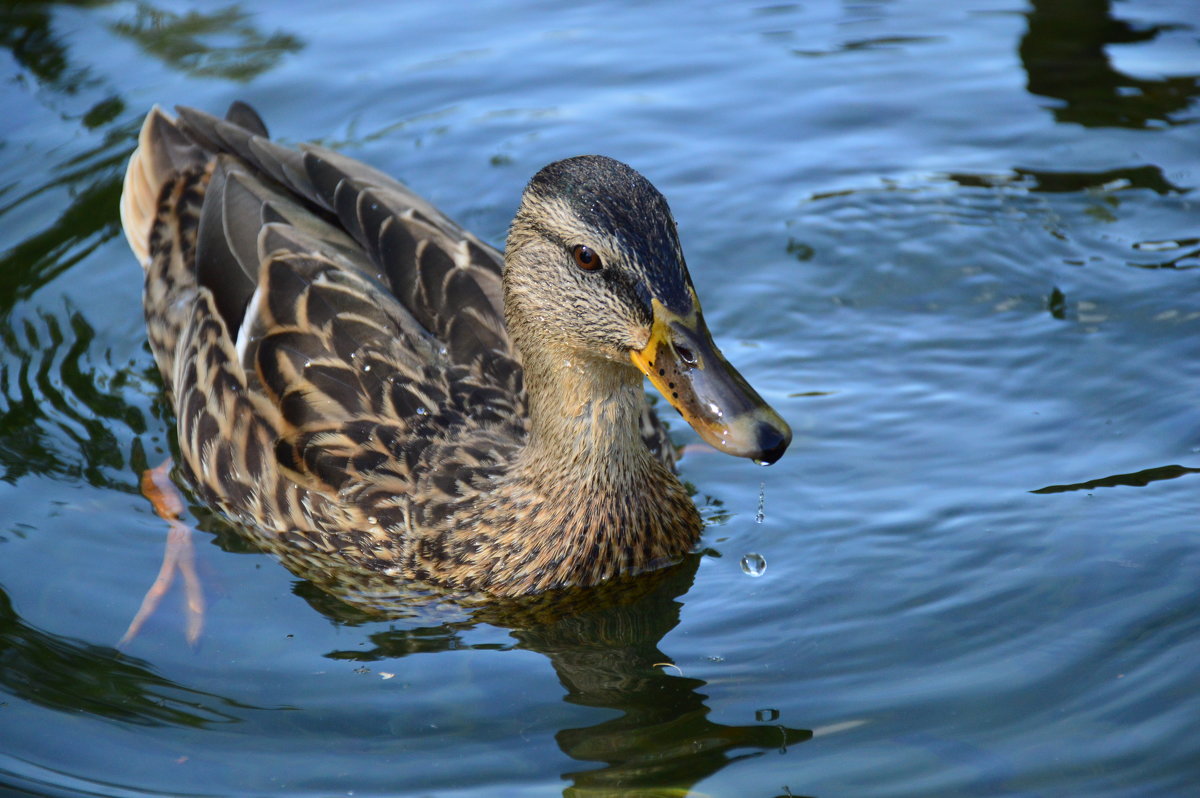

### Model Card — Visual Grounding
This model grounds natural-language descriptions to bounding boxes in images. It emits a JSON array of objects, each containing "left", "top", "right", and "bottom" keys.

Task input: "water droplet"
[
  {"left": 363, "top": 363, "right": 371, "bottom": 372},
  {"left": 755, "top": 481, "right": 766, "bottom": 524},
  {"left": 416, "top": 406, "right": 428, "bottom": 416},
  {"left": 755, "top": 708, "right": 780, "bottom": 722},
  {"left": 367, "top": 516, "right": 377, "bottom": 526},
  {"left": 740, "top": 553, "right": 766, "bottom": 577}
]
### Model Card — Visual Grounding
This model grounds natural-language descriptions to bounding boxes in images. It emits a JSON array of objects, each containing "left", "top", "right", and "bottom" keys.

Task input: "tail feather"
[{"left": 120, "top": 106, "right": 207, "bottom": 268}]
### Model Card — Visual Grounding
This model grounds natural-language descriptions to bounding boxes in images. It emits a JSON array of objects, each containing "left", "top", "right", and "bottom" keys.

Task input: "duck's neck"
[
  {"left": 473, "top": 326, "right": 700, "bottom": 596},
  {"left": 514, "top": 344, "right": 655, "bottom": 490}
]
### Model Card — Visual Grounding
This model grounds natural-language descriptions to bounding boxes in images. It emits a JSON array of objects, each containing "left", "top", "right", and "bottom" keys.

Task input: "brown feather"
[{"left": 123, "top": 103, "right": 700, "bottom": 598}]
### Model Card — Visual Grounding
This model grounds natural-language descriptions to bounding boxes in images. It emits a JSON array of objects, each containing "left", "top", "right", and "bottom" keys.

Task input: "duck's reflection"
[
  {"left": 312, "top": 556, "right": 811, "bottom": 796},
  {"left": 0, "top": 585, "right": 249, "bottom": 728}
]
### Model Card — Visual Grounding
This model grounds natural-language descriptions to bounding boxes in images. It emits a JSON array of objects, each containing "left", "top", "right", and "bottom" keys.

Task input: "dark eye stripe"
[{"left": 572, "top": 244, "right": 602, "bottom": 271}]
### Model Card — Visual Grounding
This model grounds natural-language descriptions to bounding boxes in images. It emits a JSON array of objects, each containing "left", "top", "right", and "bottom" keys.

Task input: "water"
[
  {"left": 740, "top": 553, "right": 767, "bottom": 577},
  {"left": 1, "top": 1, "right": 1197, "bottom": 796}
]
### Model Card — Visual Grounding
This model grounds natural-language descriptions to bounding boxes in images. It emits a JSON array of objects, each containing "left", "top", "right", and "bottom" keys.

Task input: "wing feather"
[{"left": 174, "top": 105, "right": 513, "bottom": 371}]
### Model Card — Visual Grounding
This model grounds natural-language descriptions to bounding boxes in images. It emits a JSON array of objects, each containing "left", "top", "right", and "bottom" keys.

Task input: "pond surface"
[{"left": 2, "top": 1, "right": 1198, "bottom": 796}]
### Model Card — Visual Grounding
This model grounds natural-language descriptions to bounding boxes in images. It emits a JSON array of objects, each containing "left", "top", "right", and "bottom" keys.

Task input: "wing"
[
  {"left": 132, "top": 104, "right": 526, "bottom": 519},
  {"left": 173, "top": 105, "right": 516, "bottom": 377}
]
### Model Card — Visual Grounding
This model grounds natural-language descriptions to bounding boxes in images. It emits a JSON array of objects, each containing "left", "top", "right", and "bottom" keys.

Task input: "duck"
[{"left": 119, "top": 101, "right": 790, "bottom": 599}]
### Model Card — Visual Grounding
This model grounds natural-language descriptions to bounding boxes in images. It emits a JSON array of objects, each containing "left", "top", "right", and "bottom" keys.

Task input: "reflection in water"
[
  {"left": 1, "top": 2, "right": 113, "bottom": 99},
  {"left": 0, "top": 308, "right": 152, "bottom": 488},
  {"left": 0, "top": 161, "right": 127, "bottom": 310},
  {"left": 111, "top": 4, "right": 303, "bottom": 82},
  {"left": 0, "top": 1, "right": 308, "bottom": 310},
  {"left": 1020, "top": 0, "right": 1199, "bottom": 128},
  {"left": 0, "top": 586, "right": 257, "bottom": 728},
  {"left": 1012, "top": 165, "right": 1184, "bottom": 196},
  {"left": 317, "top": 558, "right": 812, "bottom": 796},
  {"left": 941, "top": 164, "right": 1198, "bottom": 270},
  {"left": 933, "top": 164, "right": 1183, "bottom": 196},
  {"left": 0, "top": 4, "right": 131, "bottom": 309},
  {"left": 1033, "top": 464, "right": 1200, "bottom": 494}
]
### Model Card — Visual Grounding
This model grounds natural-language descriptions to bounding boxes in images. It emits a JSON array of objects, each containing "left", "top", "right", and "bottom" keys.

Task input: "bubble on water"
[{"left": 740, "top": 552, "right": 766, "bottom": 577}]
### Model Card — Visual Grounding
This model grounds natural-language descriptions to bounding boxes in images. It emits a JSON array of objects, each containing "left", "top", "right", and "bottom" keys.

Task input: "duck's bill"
[{"left": 631, "top": 299, "right": 791, "bottom": 464}]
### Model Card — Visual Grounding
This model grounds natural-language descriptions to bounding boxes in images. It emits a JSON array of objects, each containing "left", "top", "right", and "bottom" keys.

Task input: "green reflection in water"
[
  {"left": 0, "top": 160, "right": 128, "bottom": 314},
  {"left": 111, "top": 3, "right": 303, "bottom": 82},
  {"left": 0, "top": 306, "right": 156, "bottom": 488},
  {"left": 0, "top": 1, "right": 112, "bottom": 95},
  {"left": 1021, "top": 0, "right": 1199, "bottom": 129}
]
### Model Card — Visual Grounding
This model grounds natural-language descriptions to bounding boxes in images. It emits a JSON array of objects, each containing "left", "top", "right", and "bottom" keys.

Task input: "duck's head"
[{"left": 504, "top": 155, "right": 791, "bottom": 465}]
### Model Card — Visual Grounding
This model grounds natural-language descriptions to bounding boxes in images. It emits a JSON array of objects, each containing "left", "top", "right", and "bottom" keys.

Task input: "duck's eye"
[{"left": 572, "top": 244, "right": 602, "bottom": 272}]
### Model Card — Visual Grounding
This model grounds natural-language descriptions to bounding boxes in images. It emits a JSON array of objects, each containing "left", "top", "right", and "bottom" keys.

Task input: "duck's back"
[
  {"left": 121, "top": 103, "right": 682, "bottom": 591},
  {"left": 121, "top": 104, "right": 531, "bottom": 564}
]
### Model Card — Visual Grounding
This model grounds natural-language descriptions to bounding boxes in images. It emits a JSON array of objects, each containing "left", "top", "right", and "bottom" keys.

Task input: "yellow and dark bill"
[{"left": 632, "top": 298, "right": 791, "bottom": 464}]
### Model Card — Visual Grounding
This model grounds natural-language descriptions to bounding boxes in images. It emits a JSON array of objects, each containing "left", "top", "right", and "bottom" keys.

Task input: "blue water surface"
[{"left": 1, "top": 1, "right": 1197, "bottom": 796}]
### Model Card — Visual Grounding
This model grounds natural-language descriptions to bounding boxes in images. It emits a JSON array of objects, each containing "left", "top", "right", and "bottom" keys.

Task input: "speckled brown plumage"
[{"left": 121, "top": 102, "right": 788, "bottom": 599}]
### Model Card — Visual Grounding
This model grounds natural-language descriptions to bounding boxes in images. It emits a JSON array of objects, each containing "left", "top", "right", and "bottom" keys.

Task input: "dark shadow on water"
[
  {"left": 1013, "top": 165, "right": 1187, "bottom": 196},
  {"left": 943, "top": 165, "right": 1187, "bottom": 196},
  {"left": 312, "top": 557, "right": 813, "bottom": 797},
  {"left": 1032, "top": 464, "right": 1200, "bottom": 494},
  {"left": 1020, "top": 0, "right": 1199, "bottom": 128}
]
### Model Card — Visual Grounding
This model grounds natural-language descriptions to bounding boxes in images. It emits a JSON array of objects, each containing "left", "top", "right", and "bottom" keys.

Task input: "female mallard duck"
[{"left": 120, "top": 102, "right": 790, "bottom": 599}]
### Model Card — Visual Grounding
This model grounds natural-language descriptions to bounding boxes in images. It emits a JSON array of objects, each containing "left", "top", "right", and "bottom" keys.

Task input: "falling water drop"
[
  {"left": 755, "top": 481, "right": 765, "bottom": 524},
  {"left": 740, "top": 552, "right": 766, "bottom": 577}
]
